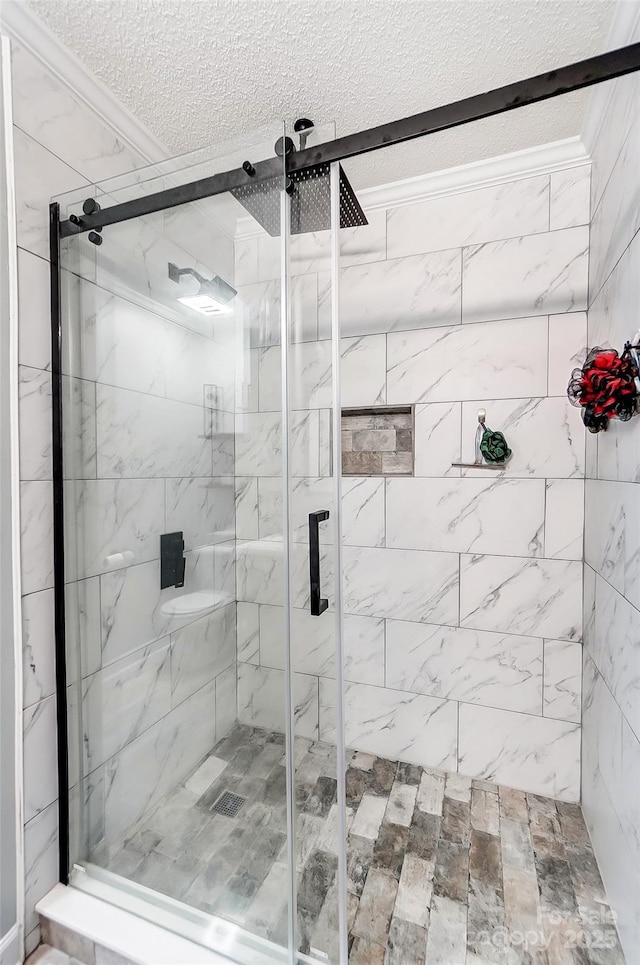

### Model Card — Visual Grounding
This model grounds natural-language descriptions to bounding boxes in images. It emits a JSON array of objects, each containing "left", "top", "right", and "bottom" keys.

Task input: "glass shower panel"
[
  {"left": 282, "top": 153, "right": 348, "bottom": 963},
  {"left": 56, "top": 130, "right": 303, "bottom": 961}
]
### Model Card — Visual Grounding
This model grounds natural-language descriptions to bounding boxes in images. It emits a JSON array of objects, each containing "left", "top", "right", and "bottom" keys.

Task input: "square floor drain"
[{"left": 212, "top": 790, "right": 245, "bottom": 818}]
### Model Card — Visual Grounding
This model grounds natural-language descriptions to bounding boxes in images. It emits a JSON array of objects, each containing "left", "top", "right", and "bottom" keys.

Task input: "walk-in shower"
[{"left": 49, "top": 43, "right": 640, "bottom": 965}]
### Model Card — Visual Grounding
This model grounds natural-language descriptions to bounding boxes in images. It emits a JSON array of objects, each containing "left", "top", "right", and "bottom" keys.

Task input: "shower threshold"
[{"left": 80, "top": 724, "right": 622, "bottom": 964}]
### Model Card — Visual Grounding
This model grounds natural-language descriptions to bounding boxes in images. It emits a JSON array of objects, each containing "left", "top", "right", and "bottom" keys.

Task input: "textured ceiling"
[{"left": 28, "top": 0, "right": 614, "bottom": 189}]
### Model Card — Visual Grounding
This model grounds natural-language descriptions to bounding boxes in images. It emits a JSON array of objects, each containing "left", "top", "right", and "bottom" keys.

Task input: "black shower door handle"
[{"left": 309, "top": 510, "right": 330, "bottom": 616}]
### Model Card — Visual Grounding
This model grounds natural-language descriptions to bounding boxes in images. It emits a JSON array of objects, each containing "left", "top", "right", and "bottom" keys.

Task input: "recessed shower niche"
[{"left": 341, "top": 405, "right": 414, "bottom": 475}]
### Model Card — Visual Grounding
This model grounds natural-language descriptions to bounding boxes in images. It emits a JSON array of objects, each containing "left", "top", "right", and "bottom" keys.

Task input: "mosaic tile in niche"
[{"left": 342, "top": 406, "right": 414, "bottom": 476}]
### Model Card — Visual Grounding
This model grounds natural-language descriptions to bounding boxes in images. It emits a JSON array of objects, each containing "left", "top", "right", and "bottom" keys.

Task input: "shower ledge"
[
  {"left": 236, "top": 538, "right": 284, "bottom": 554},
  {"left": 160, "top": 590, "right": 233, "bottom": 618},
  {"left": 450, "top": 460, "right": 507, "bottom": 470}
]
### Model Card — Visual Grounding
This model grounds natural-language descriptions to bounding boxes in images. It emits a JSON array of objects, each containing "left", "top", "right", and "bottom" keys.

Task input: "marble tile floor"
[{"left": 99, "top": 723, "right": 624, "bottom": 964}]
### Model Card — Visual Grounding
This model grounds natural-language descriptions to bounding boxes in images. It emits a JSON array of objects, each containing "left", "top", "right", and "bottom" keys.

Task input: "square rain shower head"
[{"left": 230, "top": 162, "right": 368, "bottom": 236}]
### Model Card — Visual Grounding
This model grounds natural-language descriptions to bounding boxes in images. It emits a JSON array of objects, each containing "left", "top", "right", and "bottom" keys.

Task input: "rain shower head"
[{"left": 231, "top": 161, "right": 368, "bottom": 237}]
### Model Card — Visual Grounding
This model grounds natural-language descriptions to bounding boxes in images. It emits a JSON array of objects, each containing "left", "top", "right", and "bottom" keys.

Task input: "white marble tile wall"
[
  {"left": 458, "top": 704, "right": 580, "bottom": 802},
  {"left": 583, "top": 36, "right": 640, "bottom": 960},
  {"left": 234, "top": 162, "right": 590, "bottom": 803},
  {"left": 102, "top": 678, "right": 218, "bottom": 848},
  {"left": 13, "top": 40, "right": 143, "bottom": 951},
  {"left": 386, "top": 315, "right": 548, "bottom": 403},
  {"left": 320, "top": 680, "right": 458, "bottom": 771},
  {"left": 11, "top": 40, "right": 238, "bottom": 951},
  {"left": 83, "top": 602, "right": 236, "bottom": 853},
  {"left": 385, "top": 621, "right": 543, "bottom": 715},
  {"left": 385, "top": 175, "right": 551, "bottom": 257}
]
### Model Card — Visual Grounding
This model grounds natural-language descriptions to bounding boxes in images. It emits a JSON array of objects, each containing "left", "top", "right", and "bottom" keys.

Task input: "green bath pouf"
[{"left": 480, "top": 427, "right": 512, "bottom": 465}]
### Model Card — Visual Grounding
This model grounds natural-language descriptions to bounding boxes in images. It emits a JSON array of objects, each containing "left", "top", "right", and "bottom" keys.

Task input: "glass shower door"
[
  {"left": 54, "top": 128, "right": 330, "bottom": 962},
  {"left": 281, "top": 158, "right": 348, "bottom": 964}
]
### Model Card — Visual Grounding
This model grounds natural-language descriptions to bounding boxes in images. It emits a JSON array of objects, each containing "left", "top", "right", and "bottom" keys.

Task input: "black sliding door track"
[{"left": 59, "top": 42, "right": 640, "bottom": 238}]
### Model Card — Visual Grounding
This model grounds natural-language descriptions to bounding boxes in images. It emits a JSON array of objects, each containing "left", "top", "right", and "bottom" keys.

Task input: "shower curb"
[{"left": 36, "top": 885, "right": 236, "bottom": 965}]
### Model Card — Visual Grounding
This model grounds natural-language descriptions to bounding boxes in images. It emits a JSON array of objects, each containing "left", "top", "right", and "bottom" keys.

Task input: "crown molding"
[
  {"left": 0, "top": 1, "right": 242, "bottom": 240},
  {"left": 358, "top": 136, "right": 589, "bottom": 212},
  {"left": 581, "top": 0, "right": 640, "bottom": 155},
  {"left": 0, "top": 0, "right": 167, "bottom": 163},
  {"left": 235, "top": 135, "right": 589, "bottom": 239}
]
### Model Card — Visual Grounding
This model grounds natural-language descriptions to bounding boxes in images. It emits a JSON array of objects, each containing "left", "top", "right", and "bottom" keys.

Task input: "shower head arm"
[{"left": 168, "top": 262, "right": 208, "bottom": 287}]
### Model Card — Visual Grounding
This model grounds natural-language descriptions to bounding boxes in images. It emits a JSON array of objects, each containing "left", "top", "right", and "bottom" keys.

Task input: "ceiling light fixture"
[{"left": 168, "top": 262, "right": 237, "bottom": 316}]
